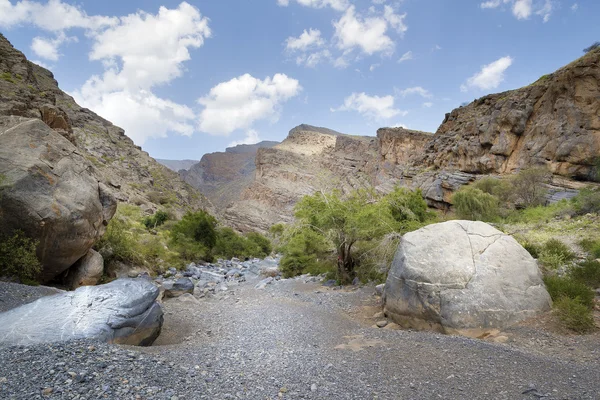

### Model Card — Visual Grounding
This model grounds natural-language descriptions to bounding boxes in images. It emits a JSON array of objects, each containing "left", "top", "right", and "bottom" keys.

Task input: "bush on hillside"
[
  {"left": 96, "top": 212, "right": 144, "bottom": 265},
  {"left": 474, "top": 176, "right": 513, "bottom": 204},
  {"left": 538, "top": 238, "right": 576, "bottom": 269},
  {"left": 509, "top": 167, "right": 551, "bottom": 208},
  {"left": 0, "top": 231, "right": 41, "bottom": 283},
  {"left": 142, "top": 210, "right": 169, "bottom": 229},
  {"left": 554, "top": 297, "right": 595, "bottom": 333},
  {"left": 246, "top": 232, "right": 272, "bottom": 257},
  {"left": 570, "top": 260, "right": 600, "bottom": 289},
  {"left": 278, "top": 227, "right": 331, "bottom": 278},
  {"left": 572, "top": 188, "right": 600, "bottom": 215},
  {"left": 386, "top": 187, "right": 431, "bottom": 225},
  {"left": 452, "top": 187, "right": 500, "bottom": 222},
  {"left": 543, "top": 275, "right": 595, "bottom": 308},
  {"left": 170, "top": 210, "right": 218, "bottom": 253},
  {"left": 579, "top": 238, "right": 600, "bottom": 259},
  {"left": 584, "top": 42, "right": 600, "bottom": 53}
]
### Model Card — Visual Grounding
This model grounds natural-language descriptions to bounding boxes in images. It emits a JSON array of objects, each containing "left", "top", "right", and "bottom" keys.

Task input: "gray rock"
[
  {"left": 322, "top": 279, "right": 337, "bottom": 287},
  {"left": 384, "top": 220, "right": 552, "bottom": 335},
  {"left": 352, "top": 277, "right": 360, "bottom": 286},
  {"left": 0, "top": 117, "right": 117, "bottom": 282},
  {"left": 0, "top": 279, "right": 163, "bottom": 346},
  {"left": 255, "top": 277, "right": 274, "bottom": 290},
  {"left": 200, "top": 270, "right": 225, "bottom": 283},
  {"left": 164, "top": 278, "right": 194, "bottom": 298},
  {"left": 376, "top": 320, "right": 388, "bottom": 328},
  {"left": 66, "top": 249, "right": 104, "bottom": 290},
  {"left": 375, "top": 284, "right": 385, "bottom": 296}
]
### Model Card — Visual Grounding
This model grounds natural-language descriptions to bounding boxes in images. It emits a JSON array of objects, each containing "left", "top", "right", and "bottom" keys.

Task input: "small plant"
[
  {"left": 143, "top": 210, "right": 169, "bottom": 229},
  {"left": 583, "top": 41, "right": 600, "bottom": 53},
  {"left": 509, "top": 167, "right": 551, "bottom": 208},
  {"left": 544, "top": 275, "right": 594, "bottom": 308},
  {"left": 520, "top": 239, "right": 542, "bottom": 259},
  {"left": 572, "top": 188, "right": 600, "bottom": 215},
  {"left": 0, "top": 231, "right": 42, "bottom": 283},
  {"left": 452, "top": 187, "right": 500, "bottom": 222},
  {"left": 0, "top": 72, "right": 15, "bottom": 83},
  {"left": 553, "top": 297, "right": 595, "bottom": 333},
  {"left": 579, "top": 238, "right": 600, "bottom": 259},
  {"left": 538, "top": 239, "right": 576, "bottom": 269},
  {"left": 570, "top": 259, "right": 600, "bottom": 289}
]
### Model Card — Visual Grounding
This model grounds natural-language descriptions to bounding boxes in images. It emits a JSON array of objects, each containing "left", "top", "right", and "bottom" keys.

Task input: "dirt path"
[{"left": 140, "top": 278, "right": 600, "bottom": 399}]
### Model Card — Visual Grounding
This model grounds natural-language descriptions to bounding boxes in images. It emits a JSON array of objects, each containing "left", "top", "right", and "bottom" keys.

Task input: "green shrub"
[
  {"left": 142, "top": 210, "right": 169, "bottom": 229},
  {"left": 386, "top": 187, "right": 431, "bottom": 225},
  {"left": 246, "top": 232, "right": 272, "bottom": 257},
  {"left": 96, "top": 213, "right": 143, "bottom": 265},
  {"left": 509, "top": 167, "right": 551, "bottom": 208},
  {"left": 579, "top": 238, "right": 600, "bottom": 259},
  {"left": 544, "top": 275, "right": 595, "bottom": 308},
  {"left": 169, "top": 232, "right": 210, "bottom": 262},
  {"left": 0, "top": 231, "right": 42, "bottom": 283},
  {"left": 452, "top": 187, "right": 500, "bottom": 221},
  {"left": 520, "top": 239, "right": 542, "bottom": 259},
  {"left": 538, "top": 239, "right": 576, "bottom": 269},
  {"left": 572, "top": 188, "right": 600, "bottom": 215},
  {"left": 170, "top": 210, "right": 217, "bottom": 252},
  {"left": 280, "top": 251, "right": 319, "bottom": 278},
  {"left": 553, "top": 297, "right": 595, "bottom": 333},
  {"left": 0, "top": 72, "right": 15, "bottom": 83},
  {"left": 278, "top": 228, "right": 331, "bottom": 278},
  {"left": 474, "top": 176, "right": 513, "bottom": 204},
  {"left": 570, "top": 260, "right": 600, "bottom": 289}
]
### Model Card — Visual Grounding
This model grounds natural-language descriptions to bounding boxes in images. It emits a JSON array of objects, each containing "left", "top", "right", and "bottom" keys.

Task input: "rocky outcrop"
[
  {"left": 0, "top": 279, "right": 163, "bottom": 346},
  {"left": 0, "top": 117, "right": 116, "bottom": 282},
  {"left": 181, "top": 141, "right": 278, "bottom": 210},
  {"left": 0, "top": 33, "right": 212, "bottom": 218},
  {"left": 383, "top": 221, "right": 552, "bottom": 335},
  {"left": 417, "top": 48, "right": 600, "bottom": 181},
  {"left": 225, "top": 125, "right": 379, "bottom": 232}
]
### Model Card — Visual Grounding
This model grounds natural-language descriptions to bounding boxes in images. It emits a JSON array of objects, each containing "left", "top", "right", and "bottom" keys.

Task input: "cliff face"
[
  {"left": 156, "top": 159, "right": 199, "bottom": 172},
  {"left": 0, "top": 34, "right": 212, "bottom": 217},
  {"left": 224, "top": 50, "right": 600, "bottom": 231},
  {"left": 225, "top": 125, "right": 380, "bottom": 232},
  {"left": 180, "top": 141, "right": 278, "bottom": 210},
  {"left": 419, "top": 48, "right": 600, "bottom": 181}
]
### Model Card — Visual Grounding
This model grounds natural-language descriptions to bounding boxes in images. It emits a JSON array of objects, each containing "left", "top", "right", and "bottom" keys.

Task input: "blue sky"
[{"left": 0, "top": 0, "right": 597, "bottom": 159}]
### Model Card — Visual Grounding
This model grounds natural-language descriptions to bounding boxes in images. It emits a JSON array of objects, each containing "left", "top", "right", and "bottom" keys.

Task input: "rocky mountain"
[
  {"left": 181, "top": 141, "right": 278, "bottom": 210},
  {"left": 225, "top": 48, "right": 600, "bottom": 232},
  {"left": 156, "top": 159, "right": 199, "bottom": 172},
  {"left": 0, "top": 33, "right": 212, "bottom": 218}
]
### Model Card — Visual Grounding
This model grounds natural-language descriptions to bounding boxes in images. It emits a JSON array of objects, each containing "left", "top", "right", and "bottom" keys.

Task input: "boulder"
[
  {"left": 0, "top": 117, "right": 117, "bottom": 282},
  {"left": 163, "top": 277, "right": 194, "bottom": 298},
  {"left": 66, "top": 249, "right": 104, "bottom": 290},
  {"left": 0, "top": 279, "right": 163, "bottom": 346},
  {"left": 384, "top": 220, "right": 552, "bottom": 335}
]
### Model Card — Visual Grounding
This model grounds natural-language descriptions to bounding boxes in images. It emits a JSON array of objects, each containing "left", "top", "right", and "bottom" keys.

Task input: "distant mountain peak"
[{"left": 289, "top": 124, "right": 344, "bottom": 136}]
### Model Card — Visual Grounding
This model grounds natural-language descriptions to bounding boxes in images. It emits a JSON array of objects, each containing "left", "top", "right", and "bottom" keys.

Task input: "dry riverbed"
[{"left": 0, "top": 278, "right": 599, "bottom": 399}]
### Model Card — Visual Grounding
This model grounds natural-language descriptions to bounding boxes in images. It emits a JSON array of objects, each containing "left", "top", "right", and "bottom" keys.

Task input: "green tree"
[
  {"left": 142, "top": 210, "right": 169, "bottom": 229},
  {"left": 170, "top": 210, "right": 217, "bottom": 251},
  {"left": 246, "top": 232, "right": 272, "bottom": 257},
  {"left": 294, "top": 189, "right": 397, "bottom": 283}
]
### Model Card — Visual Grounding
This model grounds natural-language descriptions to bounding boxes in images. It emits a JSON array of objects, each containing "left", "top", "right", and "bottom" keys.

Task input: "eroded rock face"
[
  {"left": 0, "top": 279, "right": 163, "bottom": 346},
  {"left": 383, "top": 221, "right": 552, "bottom": 335},
  {"left": 0, "top": 117, "right": 117, "bottom": 282},
  {"left": 417, "top": 48, "right": 600, "bottom": 180}
]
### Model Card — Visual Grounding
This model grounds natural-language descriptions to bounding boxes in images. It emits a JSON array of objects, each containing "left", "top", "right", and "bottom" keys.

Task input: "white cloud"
[
  {"left": 383, "top": 5, "right": 407, "bottom": 35},
  {"left": 512, "top": 0, "right": 532, "bottom": 19},
  {"left": 480, "top": 0, "right": 553, "bottom": 21},
  {"left": 396, "top": 86, "right": 432, "bottom": 98},
  {"left": 72, "top": 2, "right": 212, "bottom": 145},
  {"left": 277, "top": 0, "right": 350, "bottom": 11},
  {"left": 30, "top": 32, "right": 76, "bottom": 61},
  {"left": 0, "top": 0, "right": 117, "bottom": 32},
  {"left": 369, "top": 63, "right": 380, "bottom": 71},
  {"left": 332, "top": 92, "right": 406, "bottom": 120},
  {"left": 198, "top": 73, "right": 302, "bottom": 136},
  {"left": 460, "top": 56, "right": 513, "bottom": 92},
  {"left": 571, "top": 3, "right": 578, "bottom": 11},
  {"left": 333, "top": 6, "right": 396, "bottom": 56},
  {"left": 285, "top": 28, "right": 325, "bottom": 51},
  {"left": 423, "top": 102, "right": 433, "bottom": 108},
  {"left": 228, "top": 129, "right": 261, "bottom": 148},
  {"left": 398, "top": 50, "right": 413, "bottom": 63},
  {"left": 296, "top": 49, "right": 332, "bottom": 67}
]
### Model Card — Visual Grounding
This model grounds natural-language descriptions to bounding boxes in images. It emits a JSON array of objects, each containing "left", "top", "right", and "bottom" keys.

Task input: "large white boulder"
[{"left": 383, "top": 220, "right": 552, "bottom": 335}]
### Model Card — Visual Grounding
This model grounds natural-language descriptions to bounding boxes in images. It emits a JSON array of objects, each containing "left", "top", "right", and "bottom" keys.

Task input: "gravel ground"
[
  {"left": 0, "top": 281, "right": 62, "bottom": 313},
  {"left": 1, "top": 278, "right": 599, "bottom": 399}
]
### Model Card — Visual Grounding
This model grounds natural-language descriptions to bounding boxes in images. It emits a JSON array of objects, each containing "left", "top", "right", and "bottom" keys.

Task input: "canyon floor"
[{"left": 1, "top": 278, "right": 599, "bottom": 399}]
